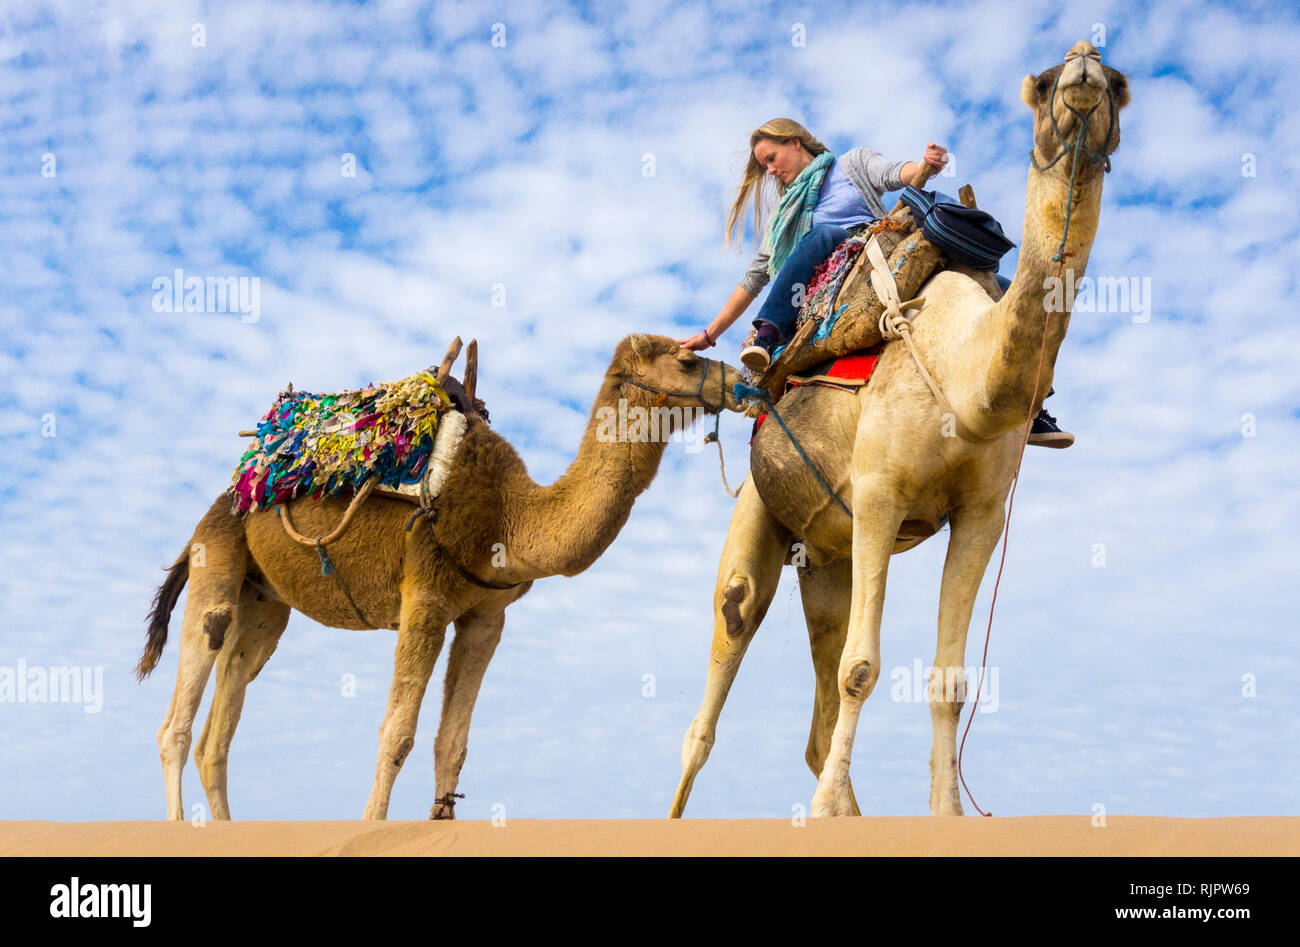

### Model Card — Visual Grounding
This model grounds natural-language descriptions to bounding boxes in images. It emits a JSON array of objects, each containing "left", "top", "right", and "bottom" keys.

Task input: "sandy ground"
[{"left": 2, "top": 816, "right": 1297, "bottom": 856}]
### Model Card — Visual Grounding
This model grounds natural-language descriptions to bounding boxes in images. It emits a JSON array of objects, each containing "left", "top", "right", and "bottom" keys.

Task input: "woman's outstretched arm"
[{"left": 677, "top": 284, "right": 755, "bottom": 351}]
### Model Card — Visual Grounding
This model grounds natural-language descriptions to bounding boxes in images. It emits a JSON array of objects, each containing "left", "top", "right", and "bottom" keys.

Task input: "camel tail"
[{"left": 137, "top": 546, "right": 191, "bottom": 681}]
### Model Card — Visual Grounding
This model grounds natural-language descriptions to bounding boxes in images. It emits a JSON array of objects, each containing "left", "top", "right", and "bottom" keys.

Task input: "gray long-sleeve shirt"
[{"left": 738, "top": 147, "right": 908, "bottom": 296}]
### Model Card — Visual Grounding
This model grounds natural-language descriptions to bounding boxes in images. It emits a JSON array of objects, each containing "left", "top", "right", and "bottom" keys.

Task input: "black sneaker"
[
  {"left": 740, "top": 324, "right": 781, "bottom": 372},
  {"left": 1028, "top": 406, "right": 1074, "bottom": 448}
]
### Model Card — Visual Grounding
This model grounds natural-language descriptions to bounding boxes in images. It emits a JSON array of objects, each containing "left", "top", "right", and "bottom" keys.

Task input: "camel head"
[
  {"left": 1021, "top": 41, "right": 1130, "bottom": 173},
  {"left": 610, "top": 334, "right": 745, "bottom": 430}
]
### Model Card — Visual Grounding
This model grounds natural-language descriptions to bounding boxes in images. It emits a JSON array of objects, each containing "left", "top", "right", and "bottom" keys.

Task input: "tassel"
[{"left": 316, "top": 544, "right": 334, "bottom": 576}]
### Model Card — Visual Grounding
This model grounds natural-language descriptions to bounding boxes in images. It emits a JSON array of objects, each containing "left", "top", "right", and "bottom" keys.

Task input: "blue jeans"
[{"left": 753, "top": 223, "right": 849, "bottom": 341}]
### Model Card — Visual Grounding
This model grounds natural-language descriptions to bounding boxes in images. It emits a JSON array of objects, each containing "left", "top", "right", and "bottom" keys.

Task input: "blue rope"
[
  {"left": 733, "top": 383, "right": 853, "bottom": 519},
  {"left": 1029, "top": 66, "right": 1116, "bottom": 262},
  {"left": 816, "top": 303, "right": 847, "bottom": 341}
]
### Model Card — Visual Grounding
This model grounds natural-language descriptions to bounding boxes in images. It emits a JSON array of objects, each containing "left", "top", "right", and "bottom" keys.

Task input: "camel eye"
[{"left": 1036, "top": 78, "right": 1049, "bottom": 96}]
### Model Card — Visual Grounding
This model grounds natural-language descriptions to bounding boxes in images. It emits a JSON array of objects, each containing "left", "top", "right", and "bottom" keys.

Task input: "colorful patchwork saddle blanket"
[{"left": 229, "top": 369, "right": 454, "bottom": 514}]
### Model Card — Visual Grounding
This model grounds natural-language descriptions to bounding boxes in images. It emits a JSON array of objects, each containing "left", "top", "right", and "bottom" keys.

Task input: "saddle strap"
[
  {"left": 864, "top": 236, "right": 999, "bottom": 445},
  {"left": 277, "top": 478, "right": 377, "bottom": 547}
]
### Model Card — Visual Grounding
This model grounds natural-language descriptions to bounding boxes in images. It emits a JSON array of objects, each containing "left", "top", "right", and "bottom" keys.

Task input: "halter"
[
  {"left": 615, "top": 356, "right": 733, "bottom": 415},
  {"left": 1029, "top": 50, "right": 1117, "bottom": 262},
  {"left": 617, "top": 357, "right": 742, "bottom": 494}
]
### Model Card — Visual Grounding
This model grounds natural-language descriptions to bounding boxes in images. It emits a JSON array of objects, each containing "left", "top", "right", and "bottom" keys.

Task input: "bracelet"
[{"left": 702, "top": 327, "right": 715, "bottom": 347}]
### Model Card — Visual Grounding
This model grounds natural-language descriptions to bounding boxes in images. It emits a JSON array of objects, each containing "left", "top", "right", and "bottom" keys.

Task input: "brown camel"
[
  {"left": 670, "top": 42, "right": 1130, "bottom": 817},
  {"left": 138, "top": 334, "right": 741, "bottom": 820}
]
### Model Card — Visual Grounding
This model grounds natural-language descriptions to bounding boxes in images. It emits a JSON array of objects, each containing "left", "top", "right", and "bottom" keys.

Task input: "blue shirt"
[
  {"left": 810, "top": 157, "right": 877, "bottom": 229},
  {"left": 742, "top": 147, "right": 906, "bottom": 296}
]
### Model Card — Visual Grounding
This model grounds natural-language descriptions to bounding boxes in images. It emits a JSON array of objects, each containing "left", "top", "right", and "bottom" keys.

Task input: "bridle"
[
  {"left": 615, "top": 357, "right": 734, "bottom": 415},
  {"left": 1030, "top": 52, "right": 1117, "bottom": 173},
  {"left": 1029, "top": 50, "right": 1118, "bottom": 262}
]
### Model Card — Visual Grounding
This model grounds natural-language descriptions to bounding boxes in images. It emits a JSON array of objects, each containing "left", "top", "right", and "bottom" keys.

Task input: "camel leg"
[
  {"left": 928, "top": 501, "right": 1006, "bottom": 815},
  {"left": 156, "top": 522, "right": 248, "bottom": 820},
  {"left": 429, "top": 608, "right": 506, "bottom": 820},
  {"left": 193, "top": 592, "right": 291, "bottom": 820},
  {"left": 798, "top": 558, "right": 861, "bottom": 817},
  {"left": 362, "top": 594, "right": 452, "bottom": 820},
  {"left": 670, "top": 476, "right": 789, "bottom": 818},
  {"left": 811, "top": 477, "right": 909, "bottom": 818}
]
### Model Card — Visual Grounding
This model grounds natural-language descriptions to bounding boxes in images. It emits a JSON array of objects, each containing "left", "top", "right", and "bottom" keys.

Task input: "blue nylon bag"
[{"left": 899, "top": 186, "right": 1016, "bottom": 271}]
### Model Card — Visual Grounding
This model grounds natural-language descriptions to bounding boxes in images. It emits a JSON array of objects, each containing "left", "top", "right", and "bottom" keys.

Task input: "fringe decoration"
[{"left": 229, "top": 368, "right": 453, "bottom": 514}]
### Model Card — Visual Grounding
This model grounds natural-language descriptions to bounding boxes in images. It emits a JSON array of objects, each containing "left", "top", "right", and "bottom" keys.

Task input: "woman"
[{"left": 676, "top": 118, "right": 1072, "bottom": 447}]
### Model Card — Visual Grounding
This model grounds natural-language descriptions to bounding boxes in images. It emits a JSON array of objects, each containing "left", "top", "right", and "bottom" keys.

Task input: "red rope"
[{"left": 956, "top": 259, "right": 1064, "bottom": 817}]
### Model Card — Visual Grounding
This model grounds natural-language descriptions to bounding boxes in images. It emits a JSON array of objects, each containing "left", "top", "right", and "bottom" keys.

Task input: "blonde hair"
[{"left": 724, "top": 118, "right": 829, "bottom": 253}]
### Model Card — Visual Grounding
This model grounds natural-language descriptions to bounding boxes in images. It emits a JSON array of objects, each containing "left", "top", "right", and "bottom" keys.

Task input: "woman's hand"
[
  {"left": 922, "top": 142, "right": 948, "bottom": 170},
  {"left": 902, "top": 144, "right": 949, "bottom": 187},
  {"left": 677, "top": 331, "right": 715, "bottom": 351}
]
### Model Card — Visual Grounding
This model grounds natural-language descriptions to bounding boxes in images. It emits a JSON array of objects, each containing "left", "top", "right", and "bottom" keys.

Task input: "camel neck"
[
  {"left": 507, "top": 376, "right": 669, "bottom": 579},
  {"left": 981, "top": 161, "right": 1104, "bottom": 425}
]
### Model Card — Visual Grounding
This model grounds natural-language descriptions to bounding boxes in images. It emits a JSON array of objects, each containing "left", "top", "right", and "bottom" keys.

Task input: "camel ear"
[
  {"left": 1020, "top": 74, "right": 1040, "bottom": 109},
  {"left": 1111, "top": 75, "right": 1131, "bottom": 109},
  {"left": 628, "top": 333, "right": 655, "bottom": 361}
]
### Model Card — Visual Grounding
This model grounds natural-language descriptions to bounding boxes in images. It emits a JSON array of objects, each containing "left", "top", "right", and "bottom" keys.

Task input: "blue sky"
[{"left": 1, "top": 0, "right": 1297, "bottom": 822}]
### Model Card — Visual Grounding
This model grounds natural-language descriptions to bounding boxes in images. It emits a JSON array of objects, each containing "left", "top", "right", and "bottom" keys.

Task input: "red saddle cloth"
[{"left": 751, "top": 344, "right": 884, "bottom": 442}]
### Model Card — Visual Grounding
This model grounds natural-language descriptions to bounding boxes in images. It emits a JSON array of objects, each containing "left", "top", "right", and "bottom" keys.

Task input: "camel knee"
[
  {"left": 926, "top": 667, "right": 967, "bottom": 719},
  {"left": 680, "top": 719, "right": 715, "bottom": 770},
  {"left": 392, "top": 736, "right": 414, "bottom": 768},
  {"left": 839, "top": 658, "right": 879, "bottom": 701},
  {"left": 718, "top": 573, "right": 765, "bottom": 639},
  {"left": 202, "top": 603, "right": 235, "bottom": 651},
  {"left": 383, "top": 732, "right": 415, "bottom": 769}
]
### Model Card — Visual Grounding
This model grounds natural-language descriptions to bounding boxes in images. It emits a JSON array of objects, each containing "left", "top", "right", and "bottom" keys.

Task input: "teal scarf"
[{"left": 764, "top": 151, "right": 834, "bottom": 278}]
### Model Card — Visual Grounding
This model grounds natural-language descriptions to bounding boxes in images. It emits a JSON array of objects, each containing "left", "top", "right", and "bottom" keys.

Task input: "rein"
[
  {"left": 736, "top": 382, "right": 853, "bottom": 519},
  {"left": 959, "top": 53, "right": 1118, "bottom": 817},
  {"left": 1029, "top": 51, "right": 1117, "bottom": 261}
]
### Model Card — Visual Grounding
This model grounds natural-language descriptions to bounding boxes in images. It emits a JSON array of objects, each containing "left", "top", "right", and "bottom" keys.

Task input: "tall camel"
[
  {"left": 671, "top": 42, "right": 1130, "bottom": 818},
  {"left": 138, "top": 334, "right": 740, "bottom": 820}
]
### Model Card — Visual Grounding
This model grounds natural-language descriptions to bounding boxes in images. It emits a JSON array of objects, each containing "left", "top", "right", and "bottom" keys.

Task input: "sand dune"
[{"left": 2, "top": 816, "right": 1296, "bottom": 856}]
